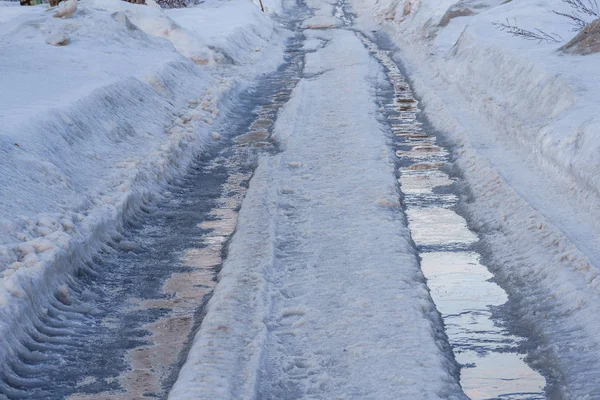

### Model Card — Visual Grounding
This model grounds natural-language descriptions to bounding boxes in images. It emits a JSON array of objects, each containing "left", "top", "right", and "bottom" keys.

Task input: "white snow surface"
[
  {"left": 349, "top": 0, "right": 600, "bottom": 395},
  {"left": 169, "top": 28, "right": 463, "bottom": 399},
  {"left": 302, "top": 0, "right": 342, "bottom": 28},
  {"left": 0, "top": 0, "right": 286, "bottom": 366}
]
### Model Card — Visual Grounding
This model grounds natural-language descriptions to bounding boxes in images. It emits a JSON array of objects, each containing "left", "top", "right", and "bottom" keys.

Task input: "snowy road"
[
  {"left": 170, "top": 26, "right": 462, "bottom": 399},
  {"left": 0, "top": 14, "right": 302, "bottom": 398},
  {"left": 169, "top": 2, "right": 549, "bottom": 399},
  {"left": 4, "top": 0, "right": 600, "bottom": 398}
]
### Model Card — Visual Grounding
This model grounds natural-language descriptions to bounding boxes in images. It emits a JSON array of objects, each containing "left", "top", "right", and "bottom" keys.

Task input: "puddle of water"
[
  {"left": 421, "top": 252, "right": 545, "bottom": 399},
  {"left": 358, "top": 33, "right": 547, "bottom": 399},
  {"left": 407, "top": 207, "right": 478, "bottom": 246},
  {"left": 234, "top": 130, "right": 269, "bottom": 144}
]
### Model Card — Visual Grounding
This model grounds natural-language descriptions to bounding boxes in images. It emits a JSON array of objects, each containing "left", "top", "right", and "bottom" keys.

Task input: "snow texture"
[
  {"left": 302, "top": 0, "right": 341, "bottom": 28},
  {"left": 169, "top": 27, "right": 463, "bottom": 400},
  {"left": 349, "top": 0, "right": 600, "bottom": 396},
  {"left": 0, "top": 0, "right": 286, "bottom": 368}
]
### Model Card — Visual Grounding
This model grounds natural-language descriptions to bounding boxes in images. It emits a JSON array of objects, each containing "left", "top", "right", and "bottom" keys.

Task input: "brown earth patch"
[{"left": 560, "top": 19, "right": 600, "bottom": 55}]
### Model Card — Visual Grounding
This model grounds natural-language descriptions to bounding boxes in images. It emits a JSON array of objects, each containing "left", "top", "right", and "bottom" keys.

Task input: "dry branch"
[{"left": 492, "top": 19, "right": 563, "bottom": 43}]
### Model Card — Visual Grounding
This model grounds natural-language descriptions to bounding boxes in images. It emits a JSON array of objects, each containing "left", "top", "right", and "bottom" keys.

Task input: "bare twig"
[
  {"left": 492, "top": 0, "right": 600, "bottom": 46},
  {"left": 554, "top": 0, "right": 600, "bottom": 30},
  {"left": 561, "top": 0, "right": 600, "bottom": 17},
  {"left": 553, "top": 10, "right": 588, "bottom": 31},
  {"left": 492, "top": 18, "right": 563, "bottom": 43}
]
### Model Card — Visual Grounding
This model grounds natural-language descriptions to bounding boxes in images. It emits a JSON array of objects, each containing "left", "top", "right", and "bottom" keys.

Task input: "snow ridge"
[{"left": 0, "top": 0, "right": 286, "bottom": 374}]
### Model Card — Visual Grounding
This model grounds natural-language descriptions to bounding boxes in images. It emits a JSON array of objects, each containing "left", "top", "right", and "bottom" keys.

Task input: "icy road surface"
[
  {"left": 362, "top": 34, "right": 546, "bottom": 399},
  {"left": 170, "top": 26, "right": 461, "bottom": 400},
  {"left": 169, "top": 3, "right": 548, "bottom": 400},
  {"left": 0, "top": 0, "right": 572, "bottom": 398}
]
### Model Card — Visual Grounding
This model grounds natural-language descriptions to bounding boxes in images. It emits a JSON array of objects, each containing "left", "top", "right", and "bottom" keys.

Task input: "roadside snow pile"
[
  {"left": 0, "top": 0, "right": 285, "bottom": 367},
  {"left": 167, "top": 0, "right": 280, "bottom": 65},
  {"left": 351, "top": 0, "right": 600, "bottom": 205},
  {"left": 350, "top": 0, "right": 600, "bottom": 395}
]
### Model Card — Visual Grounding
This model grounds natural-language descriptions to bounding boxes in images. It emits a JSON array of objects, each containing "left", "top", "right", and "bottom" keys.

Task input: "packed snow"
[
  {"left": 0, "top": 0, "right": 287, "bottom": 370},
  {"left": 169, "top": 26, "right": 464, "bottom": 400}
]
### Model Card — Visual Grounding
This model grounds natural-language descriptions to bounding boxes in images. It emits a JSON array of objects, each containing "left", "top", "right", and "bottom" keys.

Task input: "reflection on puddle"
[
  {"left": 422, "top": 252, "right": 545, "bottom": 399},
  {"left": 234, "top": 130, "right": 269, "bottom": 144},
  {"left": 400, "top": 170, "right": 452, "bottom": 193},
  {"left": 407, "top": 208, "right": 477, "bottom": 246},
  {"left": 67, "top": 164, "right": 250, "bottom": 400},
  {"left": 359, "top": 34, "right": 547, "bottom": 399}
]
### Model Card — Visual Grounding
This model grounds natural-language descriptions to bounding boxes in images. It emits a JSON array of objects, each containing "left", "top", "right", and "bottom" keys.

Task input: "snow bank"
[
  {"left": 0, "top": 1, "right": 40, "bottom": 23},
  {"left": 0, "top": 0, "right": 285, "bottom": 368},
  {"left": 349, "top": 0, "right": 600, "bottom": 395},
  {"left": 166, "top": 0, "right": 281, "bottom": 66},
  {"left": 351, "top": 0, "right": 600, "bottom": 203}
]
